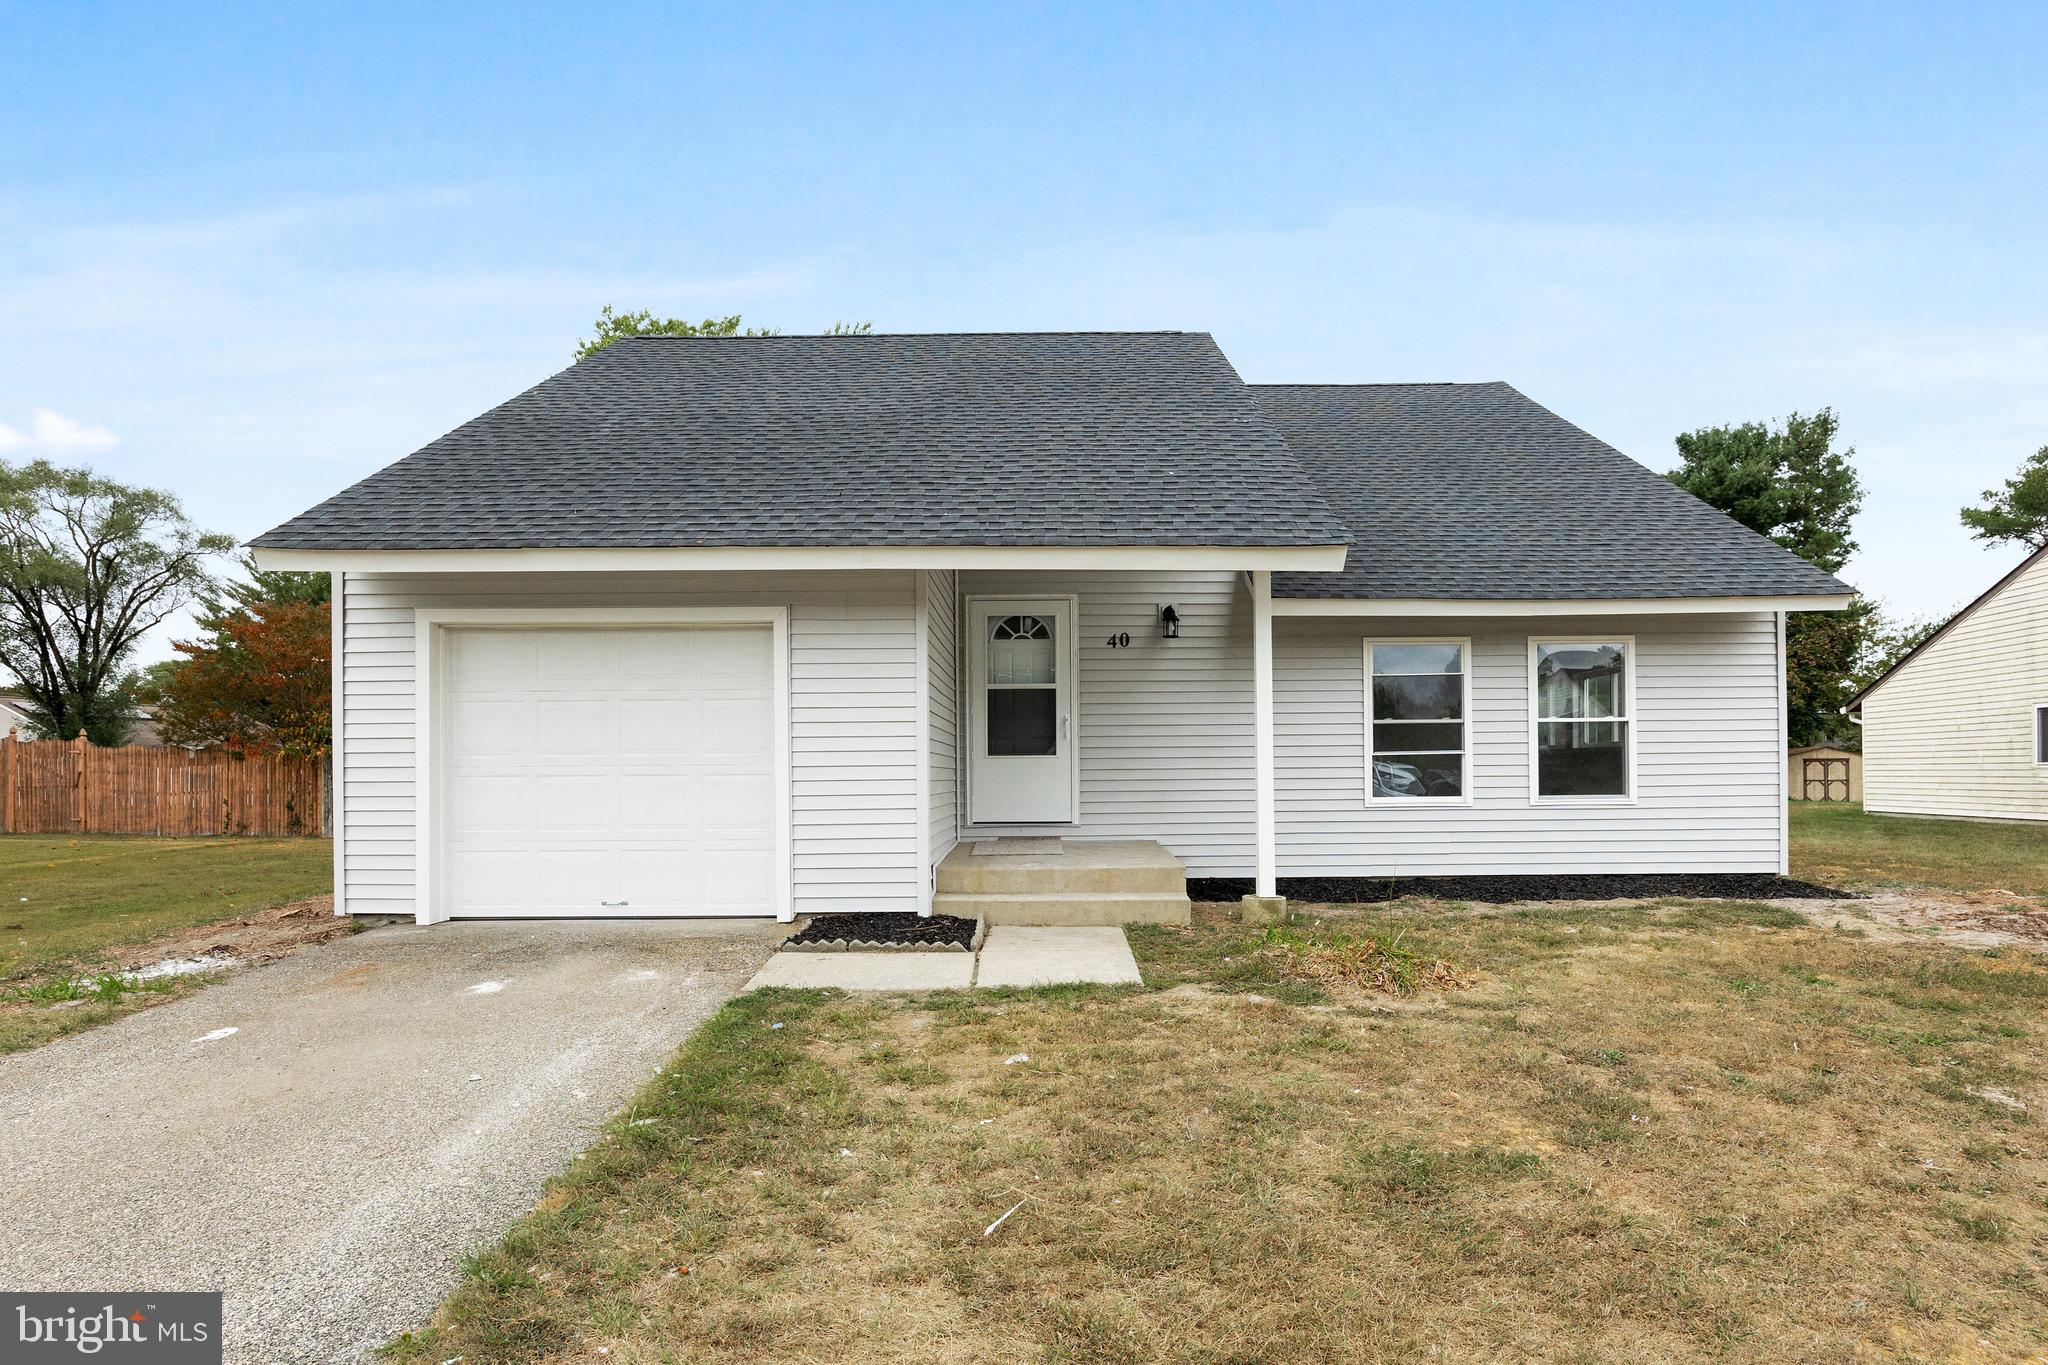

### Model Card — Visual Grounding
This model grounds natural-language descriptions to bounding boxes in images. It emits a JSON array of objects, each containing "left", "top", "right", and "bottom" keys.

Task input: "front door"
[{"left": 967, "top": 597, "right": 1077, "bottom": 823}]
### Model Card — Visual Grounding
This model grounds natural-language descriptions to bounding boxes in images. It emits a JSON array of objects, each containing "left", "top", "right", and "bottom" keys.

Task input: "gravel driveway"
[{"left": 0, "top": 918, "right": 782, "bottom": 1363}]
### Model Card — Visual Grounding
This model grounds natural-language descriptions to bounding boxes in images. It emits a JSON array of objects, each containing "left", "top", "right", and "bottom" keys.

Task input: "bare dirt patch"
[
  {"left": 95, "top": 894, "right": 350, "bottom": 971},
  {"left": 1, "top": 896, "right": 352, "bottom": 1054},
  {"left": 1781, "top": 889, "right": 2048, "bottom": 952}
]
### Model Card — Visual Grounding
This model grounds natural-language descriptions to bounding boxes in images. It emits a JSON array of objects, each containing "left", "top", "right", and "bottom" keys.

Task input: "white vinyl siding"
[
  {"left": 339, "top": 570, "right": 921, "bottom": 916},
  {"left": 1861, "top": 550, "right": 2048, "bottom": 821},
  {"left": 1277, "top": 613, "right": 1784, "bottom": 874},
  {"left": 956, "top": 570, "right": 1254, "bottom": 876},
  {"left": 924, "top": 569, "right": 961, "bottom": 876}
]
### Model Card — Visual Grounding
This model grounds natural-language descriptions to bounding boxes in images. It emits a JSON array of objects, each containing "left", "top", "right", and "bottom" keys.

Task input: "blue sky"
[{"left": 5, "top": 2, "right": 2046, "bottom": 655}]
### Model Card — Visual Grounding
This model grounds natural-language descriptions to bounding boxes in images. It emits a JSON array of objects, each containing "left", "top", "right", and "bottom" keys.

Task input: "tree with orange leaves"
[{"left": 147, "top": 560, "right": 330, "bottom": 757}]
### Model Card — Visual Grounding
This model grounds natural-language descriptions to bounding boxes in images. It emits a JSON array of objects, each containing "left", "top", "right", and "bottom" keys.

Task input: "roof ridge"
[
  {"left": 1250, "top": 380, "right": 1510, "bottom": 389},
  {"left": 618, "top": 329, "right": 1199, "bottom": 340}
]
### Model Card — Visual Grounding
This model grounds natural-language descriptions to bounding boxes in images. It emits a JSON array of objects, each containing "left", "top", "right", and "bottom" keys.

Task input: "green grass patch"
[
  {"left": 0, "top": 834, "right": 332, "bottom": 981},
  {"left": 1791, "top": 801, "right": 2048, "bottom": 895}
]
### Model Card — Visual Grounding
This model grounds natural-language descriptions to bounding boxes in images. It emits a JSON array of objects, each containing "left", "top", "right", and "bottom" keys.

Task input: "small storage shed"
[{"left": 1788, "top": 744, "right": 1861, "bottom": 802}]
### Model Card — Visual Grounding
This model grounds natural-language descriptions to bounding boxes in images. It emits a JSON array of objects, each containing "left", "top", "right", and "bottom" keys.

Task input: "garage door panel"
[
  {"left": 536, "top": 699, "right": 615, "bottom": 758},
  {"left": 538, "top": 773, "right": 619, "bottom": 832},
  {"left": 447, "top": 847, "right": 534, "bottom": 912},
  {"left": 535, "top": 630, "right": 617, "bottom": 688},
  {"left": 696, "top": 627, "right": 773, "bottom": 681},
  {"left": 450, "top": 699, "right": 533, "bottom": 757},
  {"left": 615, "top": 628, "right": 699, "bottom": 680},
  {"left": 621, "top": 698, "right": 698, "bottom": 754},
  {"left": 449, "top": 630, "right": 538, "bottom": 689},
  {"left": 533, "top": 848, "right": 616, "bottom": 907},
  {"left": 702, "top": 697, "right": 773, "bottom": 755},
  {"left": 703, "top": 774, "right": 774, "bottom": 831},
  {"left": 702, "top": 850, "right": 776, "bottom": 911},
  {"left": 440, "top": 626, "right": 777, "bottom": 918},
  {"left": 618, "top": 774, "right": 698, "bottom": 832},
  {"left": 447, "top": 775, "right": 534, "bottom": 836},
  {"left": 619, "top": 849, "right": 697, "bottom": 907}
]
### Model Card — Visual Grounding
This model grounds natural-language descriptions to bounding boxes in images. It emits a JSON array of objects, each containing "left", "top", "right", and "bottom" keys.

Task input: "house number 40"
[{"left": 1104, "top": 632, "right": 1132, "bottom": 648}]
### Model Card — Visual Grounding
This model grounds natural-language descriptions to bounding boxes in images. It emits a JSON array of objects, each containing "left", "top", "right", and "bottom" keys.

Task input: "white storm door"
[
  {"left": 967, "top": 598, "right": 1077, "bottom": 823},
  {"left": 440, "top": 626, "right": 777, "bottom": 917}
]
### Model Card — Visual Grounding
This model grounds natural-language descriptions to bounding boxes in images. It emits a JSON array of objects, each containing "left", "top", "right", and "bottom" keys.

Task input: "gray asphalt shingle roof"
[
  {"left": 251, "top": 331, "right": 1350, "bottom": 551},
  {"left": 1255, "top": 382, "right": 1851, "bottom": 601}
]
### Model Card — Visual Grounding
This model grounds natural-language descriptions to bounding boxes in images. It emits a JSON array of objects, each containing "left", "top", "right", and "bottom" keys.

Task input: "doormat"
[{"left": 784, "top": 912, "right": 985, "bottom": 953}]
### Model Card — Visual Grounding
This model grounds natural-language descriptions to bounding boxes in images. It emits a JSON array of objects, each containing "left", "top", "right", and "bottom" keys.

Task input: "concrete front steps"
[{"left": 933, "top": 838, "right": 1191, "bottom": 926}]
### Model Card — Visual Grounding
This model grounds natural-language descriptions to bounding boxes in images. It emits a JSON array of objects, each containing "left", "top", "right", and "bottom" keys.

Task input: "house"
[
  {"left": 0, "top": 690, "right": 168, "bottom": 747},
  {"left": 1787, "top": 744, "right": 1861, "bottom": 803},
  {"left": 0, "top": 691, "right": 37, "bottom": 739},
  {"left": 1847, "top": 544, "right": 2048, "bottom": 821},
  {"left": 251, "top": 332, "right": 1850, "bottom": 924}
]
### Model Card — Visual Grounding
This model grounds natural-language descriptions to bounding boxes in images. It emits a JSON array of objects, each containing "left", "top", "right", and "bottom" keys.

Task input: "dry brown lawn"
[{"left": 389, "top": 900, "right": 2048, "bottom": 1363}]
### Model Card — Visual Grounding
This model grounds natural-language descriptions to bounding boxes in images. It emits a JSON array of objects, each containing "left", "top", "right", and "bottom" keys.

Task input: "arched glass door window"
[{"left": 986, "top": 614, "right": 1056, "bottom": 755}]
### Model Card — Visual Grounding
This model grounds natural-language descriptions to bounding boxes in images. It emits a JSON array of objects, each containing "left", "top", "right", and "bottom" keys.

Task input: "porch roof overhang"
[
  {"left": 251, "top": 541, "right": 1353, "bottom": 574},
  {"left": 1269, "top": 593, "right": 1854, "bottom": 617}
]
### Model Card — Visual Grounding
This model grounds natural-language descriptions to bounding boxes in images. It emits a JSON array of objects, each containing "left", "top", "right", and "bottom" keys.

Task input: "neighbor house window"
[
  {"left": 2036, "top": 706, "right": 2048, "bottom": 765},
  {"left": 1531, "top": 640, "right": 1633, "bottom": 800},
  {"left": 1366, "top": 640, "right": 1469, "bottom": 801}
]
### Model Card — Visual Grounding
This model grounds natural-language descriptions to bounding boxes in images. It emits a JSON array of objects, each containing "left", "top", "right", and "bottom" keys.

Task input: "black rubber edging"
[
  {"left": 1187, "top": 873, "right": 1856, "bottom": 904},
  {"left": 783, "top": 910, "right": 979, "bottom": 948}
]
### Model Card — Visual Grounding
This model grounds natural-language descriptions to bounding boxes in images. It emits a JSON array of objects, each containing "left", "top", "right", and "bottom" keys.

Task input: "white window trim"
[
  {"left": 1527, "top": 635, "right": 1637, "bottom": 806},
  {"left": 1363, "top": 636, "right": 1474, "bottom": 807},
  {"left": 2034, "top": 705, "right": 2048, "bottom": 767},
  {"left": 411, "top": 605, "right": 794, "bottom": 927}
]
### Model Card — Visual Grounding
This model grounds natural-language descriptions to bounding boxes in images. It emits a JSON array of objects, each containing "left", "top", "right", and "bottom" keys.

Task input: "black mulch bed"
[
  {"left": 1187, "top": 873, "right": 1856, "bottom": 905},
  {"left": 784, "top": 911, "right": 979, "bottom": 949}
]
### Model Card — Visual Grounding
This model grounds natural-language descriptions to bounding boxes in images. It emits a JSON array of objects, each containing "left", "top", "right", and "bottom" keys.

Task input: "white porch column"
[{"left": 1252, "top": 569, "right": 1278, "bottom": 897}]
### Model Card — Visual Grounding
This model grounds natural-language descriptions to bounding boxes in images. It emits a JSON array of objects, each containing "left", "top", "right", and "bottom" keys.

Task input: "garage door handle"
[{"left": 601, "top": 900, "right": 629, "bottom": 908}]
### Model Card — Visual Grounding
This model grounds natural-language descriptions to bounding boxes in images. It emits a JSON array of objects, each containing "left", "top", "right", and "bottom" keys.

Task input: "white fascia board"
[
  {"left": 250, "top": 543, "right": 1352, "bottom": 574},
  {"left": 1270, "top": 594, "right": 1853, "bottom": 617}
]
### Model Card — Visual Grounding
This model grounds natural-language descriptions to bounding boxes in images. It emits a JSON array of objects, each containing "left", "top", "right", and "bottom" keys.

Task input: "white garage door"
[{"left": 440, "top": 626, "right": 777, "bottom": 917}]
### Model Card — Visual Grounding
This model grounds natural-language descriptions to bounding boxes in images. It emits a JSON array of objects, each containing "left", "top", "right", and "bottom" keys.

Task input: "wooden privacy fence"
[{"left": 0, "top": 734, "right": 326, "bottom": 837}]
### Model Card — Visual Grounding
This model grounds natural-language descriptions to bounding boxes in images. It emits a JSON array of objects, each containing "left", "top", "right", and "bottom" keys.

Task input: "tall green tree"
[
  {"left": 1959, "top": 444, "right": 2048, "bottom": 551},
  {"left": 1669, "top": 410, "right": 1868, "bottom": 745},
  {"left": 0, "top": 460, "right": 234, "bottom": 743},
  {"left": 574, "top": 307, "right": 873, "bottom": 360},
  {"left": 195, "top": 552, "right": 329, "bottom": 622},
  {"left": 1669, "top": 408, "right": 1861, "bottom": 572}
]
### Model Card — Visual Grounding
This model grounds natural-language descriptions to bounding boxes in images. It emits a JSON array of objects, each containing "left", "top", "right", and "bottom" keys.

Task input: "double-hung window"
[
  {"left": 1531, "top": 639, "right": 1633, "bottom": 800},
  {"left": 2034, "top": 705, "right": 2048, "bottom": 766},
  {"left": 1366, "top": 640, "right": 1469, "bottom": 801}
]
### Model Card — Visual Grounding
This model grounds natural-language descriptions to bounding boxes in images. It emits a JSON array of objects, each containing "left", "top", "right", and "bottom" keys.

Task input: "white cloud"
[{"left": 0, "top": 409, "right": 120, "bottom": 455}]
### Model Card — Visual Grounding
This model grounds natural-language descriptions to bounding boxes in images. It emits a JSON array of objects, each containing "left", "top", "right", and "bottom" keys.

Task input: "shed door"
[{"left": 440, "top": 626, "right": 776, "bottom": 917}]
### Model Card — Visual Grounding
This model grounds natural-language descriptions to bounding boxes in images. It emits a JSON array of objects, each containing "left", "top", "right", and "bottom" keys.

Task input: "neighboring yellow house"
[
  {"left": 1847, "top": 545, "right": 2048, "bottom": 821},
  {"left": 1787, "top": 744, "right": 1860, "bottom": 802}
]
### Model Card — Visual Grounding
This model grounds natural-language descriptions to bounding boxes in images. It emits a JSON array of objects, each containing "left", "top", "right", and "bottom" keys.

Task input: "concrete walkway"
[
  {"left": 744, "top": 924, "right": 1141, "bottom": 990},
  {"left": 0, "top": 918, "right": 782, "bottom": 1365}
]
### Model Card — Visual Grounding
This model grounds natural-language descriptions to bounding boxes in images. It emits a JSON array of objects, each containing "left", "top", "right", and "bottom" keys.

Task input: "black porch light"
[{"left": 1159, "top": 604, "right": 1180, "bottom": 639}]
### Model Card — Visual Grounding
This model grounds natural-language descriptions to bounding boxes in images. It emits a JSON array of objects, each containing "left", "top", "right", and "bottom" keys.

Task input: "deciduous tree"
[
  {"left": 1669, "top": 408, "right": 1861, "bottom": 573},
  {"left": 1669, "top": 410, "right": 1875, "bottom": 745},
  {"left": 0, "top": 460, "right": 232, "bottom": 743},
  {"left": 1959, "top": 444, "right": 2048, "bottom": 551},
  {"left": 148, "top": 597, "right": 331, "bottom": 757},
  {"left": 574, "top": 307, "right": 873, "bottom": 360}
]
